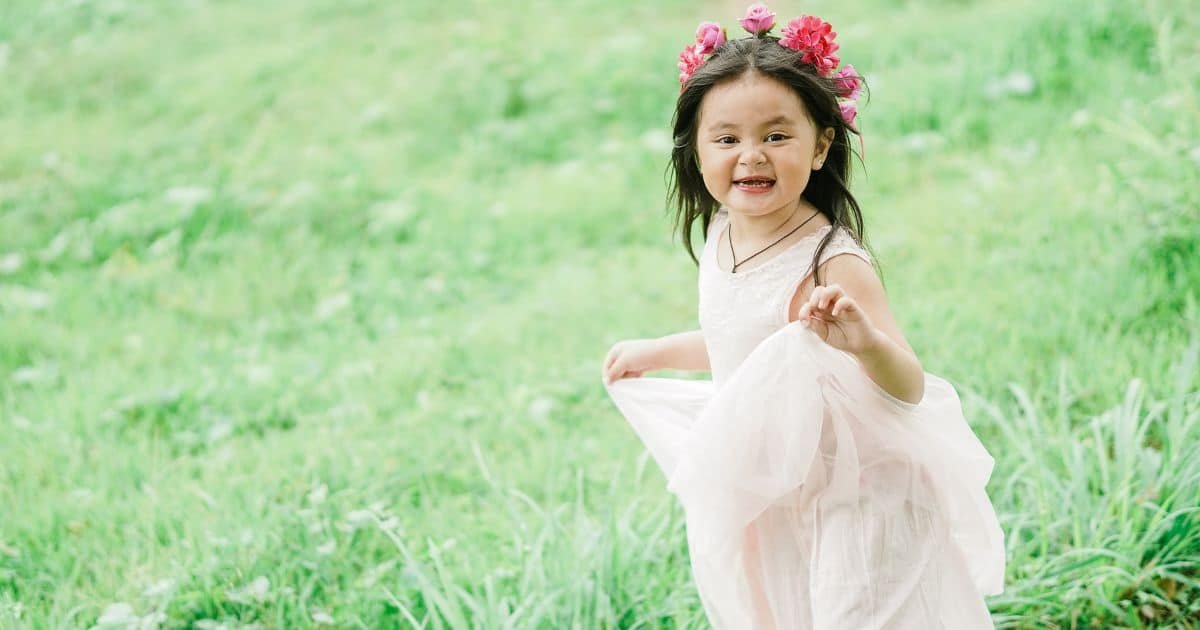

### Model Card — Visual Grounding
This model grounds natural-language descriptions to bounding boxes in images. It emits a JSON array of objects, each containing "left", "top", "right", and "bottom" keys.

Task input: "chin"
[{"left": 726, "top": 197, "right": 785, "bottom": 216}]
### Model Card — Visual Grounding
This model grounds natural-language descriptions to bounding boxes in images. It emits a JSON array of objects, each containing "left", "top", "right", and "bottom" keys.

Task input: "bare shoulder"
[{"left": 789, "top": 249, "right": 916, "bottom": 355}]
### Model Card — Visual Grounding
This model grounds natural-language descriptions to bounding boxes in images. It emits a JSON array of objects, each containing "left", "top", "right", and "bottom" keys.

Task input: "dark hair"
[{"left": 667, "top": 36, "right": 871, "bottom": 286}]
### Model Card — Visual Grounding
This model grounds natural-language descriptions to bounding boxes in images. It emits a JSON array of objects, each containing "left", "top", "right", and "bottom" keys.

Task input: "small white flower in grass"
[
  {"left": 599, "top": 138, "right": 623, "bottom": 155},
  {"left": 898, "top": 132, "right": 945, "bottom": 155},
  {"left": 555, "top": 160, "right": 582, "bottom": 177},
  {"left": 359, "top": 559, "right": 397, "bottom": 587},
  {"left": 314, "top": 292, "right": 351, "bottom": 321},
  {"left": 0, "top": 253, "right": 22, "bottom": 274},
  {"left": 0, "top": 285, "right": 53, "bottom": 311},
  {"left": 142, "top": 578, "right": 175, "bottom": 598},
  {"left": 984, "top": 71, "right": 1035, "bottom": 99},
  {"left": 424, "top": 275, "right": 445, "bottom": 293},
  {"left": 366, "top": 199, "right": 413, "bottom": 235},
  {"left": 228, "top": 576, "right": 270, "bottom": 603},
  {"left": 1, "top": 600, "right": 24, "bottom": 619},
  {"left": 95, "top": 602, "right": 137, "bottom": 625},
  {"left": 640, "top": 129, "right": 672, "bottom": 153},
  {"left": 37, "top": 231, "right": 69, "bottom": 263},
  {"left": 11, "top": 364, "right": 57, "bottom": 385},
  {"left": 529, "top": 396, "right": 554, "bottom": 420},
  {"left": 1000, "top": 141, "right": 1039, "bottom": 166},
  {"left": 193, "top": 621, "right": 229, "bottom": 630},
  {"left": 1189, "top": 146, "right": 1200, "bottom": 165},
  {"left": 243, "top": 363, "right": 272, "bottom": 384},
  {"left": 190, "top": 486, "right": 217, "bottom": 509},
  {"left": 207, "top": 422, "right": 232, "bottom": 444},
  {"left": 970, "top": 167, "right": 999, "bottom": 189},
  {"left": 279, "top": 181, "right": 317, "bottom": 208},
  {"left": 491, "top": 566, "right": 516, "bottom": 580},
  {"left": 1069, "top": 109, "right": 1092, "bottom": 129},
  {"left": 346, "top": 509, "right": 374, "bottom": 528},
  {"left": 317, "top": 540, "right": 336, "bottom": 555},
  {"left": 308, "top": 484, "right": 328, "bottom": 505},
  {"left": 165, "top": 186, "right": 212, "bottom": 208},
  {"left": 311, "top": 610, "right": 335, "bottom": 625},
  {"left": 148, "top": 229, "right": 182, "bottom": 258},
  {"left": 358, "top": 102, "right": 388, "bottom": 126}
]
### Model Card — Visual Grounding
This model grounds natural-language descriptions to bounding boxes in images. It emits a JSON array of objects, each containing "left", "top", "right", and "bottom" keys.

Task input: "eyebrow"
[{"left": 705, "top": 115, "right": 796, "bottom": 132}]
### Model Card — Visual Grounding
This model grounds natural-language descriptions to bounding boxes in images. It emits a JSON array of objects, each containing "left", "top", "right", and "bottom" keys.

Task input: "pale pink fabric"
[{"left": 604, "top": 209, "right": 1004, "bottom": 629}]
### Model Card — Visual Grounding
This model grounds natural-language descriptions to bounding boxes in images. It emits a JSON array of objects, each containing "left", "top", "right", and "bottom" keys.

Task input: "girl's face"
[{"left": 695, "top": 72, "right": 833, "bottom": 219}]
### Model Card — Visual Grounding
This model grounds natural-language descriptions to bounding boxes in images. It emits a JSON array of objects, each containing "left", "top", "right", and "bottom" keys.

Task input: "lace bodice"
[{"left": 698, "top": 208, "right": 872, "bottom": 387}]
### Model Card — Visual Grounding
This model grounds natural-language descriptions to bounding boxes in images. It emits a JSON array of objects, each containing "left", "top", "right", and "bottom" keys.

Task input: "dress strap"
[{"left": 778, "top": 226, "right": 873, "bottom": 326}]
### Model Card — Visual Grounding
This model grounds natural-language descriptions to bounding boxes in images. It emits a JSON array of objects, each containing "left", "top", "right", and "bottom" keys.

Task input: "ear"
[{"left": 812, "top": 127, "right": 835, "bottom": 170}]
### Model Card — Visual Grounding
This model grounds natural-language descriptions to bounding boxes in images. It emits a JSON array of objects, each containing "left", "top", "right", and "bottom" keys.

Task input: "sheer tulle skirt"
[{"left": 604, "top": 322, "right": 1004, "bottom": 629}]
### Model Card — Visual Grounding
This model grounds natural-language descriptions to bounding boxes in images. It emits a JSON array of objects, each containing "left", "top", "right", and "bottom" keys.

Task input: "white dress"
[{"left": 604, "top": 209, "right": 1005, "bottom": 629}]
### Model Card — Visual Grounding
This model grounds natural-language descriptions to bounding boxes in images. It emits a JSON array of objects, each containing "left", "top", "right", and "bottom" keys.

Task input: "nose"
[{"left": 738, "top": 141, "right": 767, "bottom": 167}]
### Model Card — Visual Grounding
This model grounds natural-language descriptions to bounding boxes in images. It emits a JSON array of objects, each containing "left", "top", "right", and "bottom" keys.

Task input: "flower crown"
[{"left": 678, "top": 2, "right": 862, "bottom": 132}]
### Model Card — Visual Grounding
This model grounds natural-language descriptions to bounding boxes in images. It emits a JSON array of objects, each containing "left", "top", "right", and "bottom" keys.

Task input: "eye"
[
  {"left": 766, "top": 132, "right": 789, "bottom": 142},
  {"left": 715, "top": 136, "right": 737, "bottom": 144}
]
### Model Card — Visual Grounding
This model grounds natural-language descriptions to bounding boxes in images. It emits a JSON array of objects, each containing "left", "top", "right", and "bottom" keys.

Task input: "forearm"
[
  {"left": 854, "top": 330, "right": 925, "bottom": 404},
  {"left": 655, "top": 329, "right": 711, "bottom": 371}
]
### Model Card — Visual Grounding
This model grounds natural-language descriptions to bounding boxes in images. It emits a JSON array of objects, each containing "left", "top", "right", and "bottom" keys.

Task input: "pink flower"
[
  {"left": 833, "top": 64, "right": 861, "bottom": 100},
  {"left": 839, "top": 99, "right": 858, "bottom": 131},
  {"left": 780, "top": 15, "right": 840, "bottom": 76},
  {"left": 739, "top": 3, "right": 776, "bottom": 36},
  {"left": 694, "top": 22, "right": 726, "bottom": 55},
  {"left": 678, "top": 44, "right": 705, "bottom": 87}
]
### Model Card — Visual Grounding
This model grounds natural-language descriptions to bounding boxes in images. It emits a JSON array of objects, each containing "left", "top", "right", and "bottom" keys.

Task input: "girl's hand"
[
  {"left": 797, "top": 283, "right": 884, "bottom": 355},
  {"left": 603, "top": 338, "right": 663, "bottom": 385}
]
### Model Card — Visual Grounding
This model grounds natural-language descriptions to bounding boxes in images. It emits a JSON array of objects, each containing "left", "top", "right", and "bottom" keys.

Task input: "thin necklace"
[{"left": 727, "top": 208, "right": 821, "bottom": 273}]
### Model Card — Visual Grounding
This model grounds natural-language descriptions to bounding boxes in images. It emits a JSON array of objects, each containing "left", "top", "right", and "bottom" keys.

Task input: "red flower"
[
  {"left": 780, "top": 15, "right": 840, "bottom": 76},
  {"left": 694, "top": 22, "right": 727, "bottom": 55},
  {"left": 678, "top": 44, "right": 705, "bottom": 87},
  {"left": 833, "top": 64, "right": 862, "bottom": 100}
]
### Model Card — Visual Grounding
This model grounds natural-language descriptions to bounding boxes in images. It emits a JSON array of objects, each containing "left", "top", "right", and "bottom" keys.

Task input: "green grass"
[{"left": 1, "top": 0, "right": 1198, "bottom": 627}]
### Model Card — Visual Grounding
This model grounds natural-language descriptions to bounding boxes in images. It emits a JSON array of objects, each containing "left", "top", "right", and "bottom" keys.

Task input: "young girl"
[{"left": 602, "top": 4, "right": 1005, "bottom": 628}]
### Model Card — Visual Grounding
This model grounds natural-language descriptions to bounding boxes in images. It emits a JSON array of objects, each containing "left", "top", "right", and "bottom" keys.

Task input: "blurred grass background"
[{"left": 0, "top": 0, "right": 1198, "bottom": 627}]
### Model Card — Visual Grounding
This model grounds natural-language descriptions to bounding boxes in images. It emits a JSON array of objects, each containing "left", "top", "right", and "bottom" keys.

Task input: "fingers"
[
  {"left": 801, "top": 284, "right": 849, "bottom": 321},
  {"left": 830, "top": 294, "right": 858, "bottom": 318},
  {"left": 812, "top": 284, "right": 844, "bottom": 312},
  {"left": 604, "top": 343, "right": 637, "bottom": 385},
  {"left": 602, "top": 343, "right": 620, "bottom": 383}
]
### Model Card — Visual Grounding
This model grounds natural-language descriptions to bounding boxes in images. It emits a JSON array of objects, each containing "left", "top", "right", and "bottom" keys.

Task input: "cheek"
[{"left": 696, "top": 148, "right": 729, "bottom": 183}]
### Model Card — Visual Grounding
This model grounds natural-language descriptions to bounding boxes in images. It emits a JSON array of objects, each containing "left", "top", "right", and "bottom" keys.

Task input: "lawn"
[{"left": 1, "top": 0, "right": 1197, "bottom": 627}]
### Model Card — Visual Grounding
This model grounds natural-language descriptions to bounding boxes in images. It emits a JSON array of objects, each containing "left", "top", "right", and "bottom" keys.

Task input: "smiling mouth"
[{"left": 734, "top": 177, "right": 776, "bottom": 189}]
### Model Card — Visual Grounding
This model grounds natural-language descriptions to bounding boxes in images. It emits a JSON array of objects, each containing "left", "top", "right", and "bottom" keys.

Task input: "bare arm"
[
  {"left": 603, "top": 328, "right": 710, "bottom": 384},
  {"left": 654, "top": 329, "right": 711, "bottom": 371},
  {"left": 855, "top": 328, "right": 925, "bottom": 404}
]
